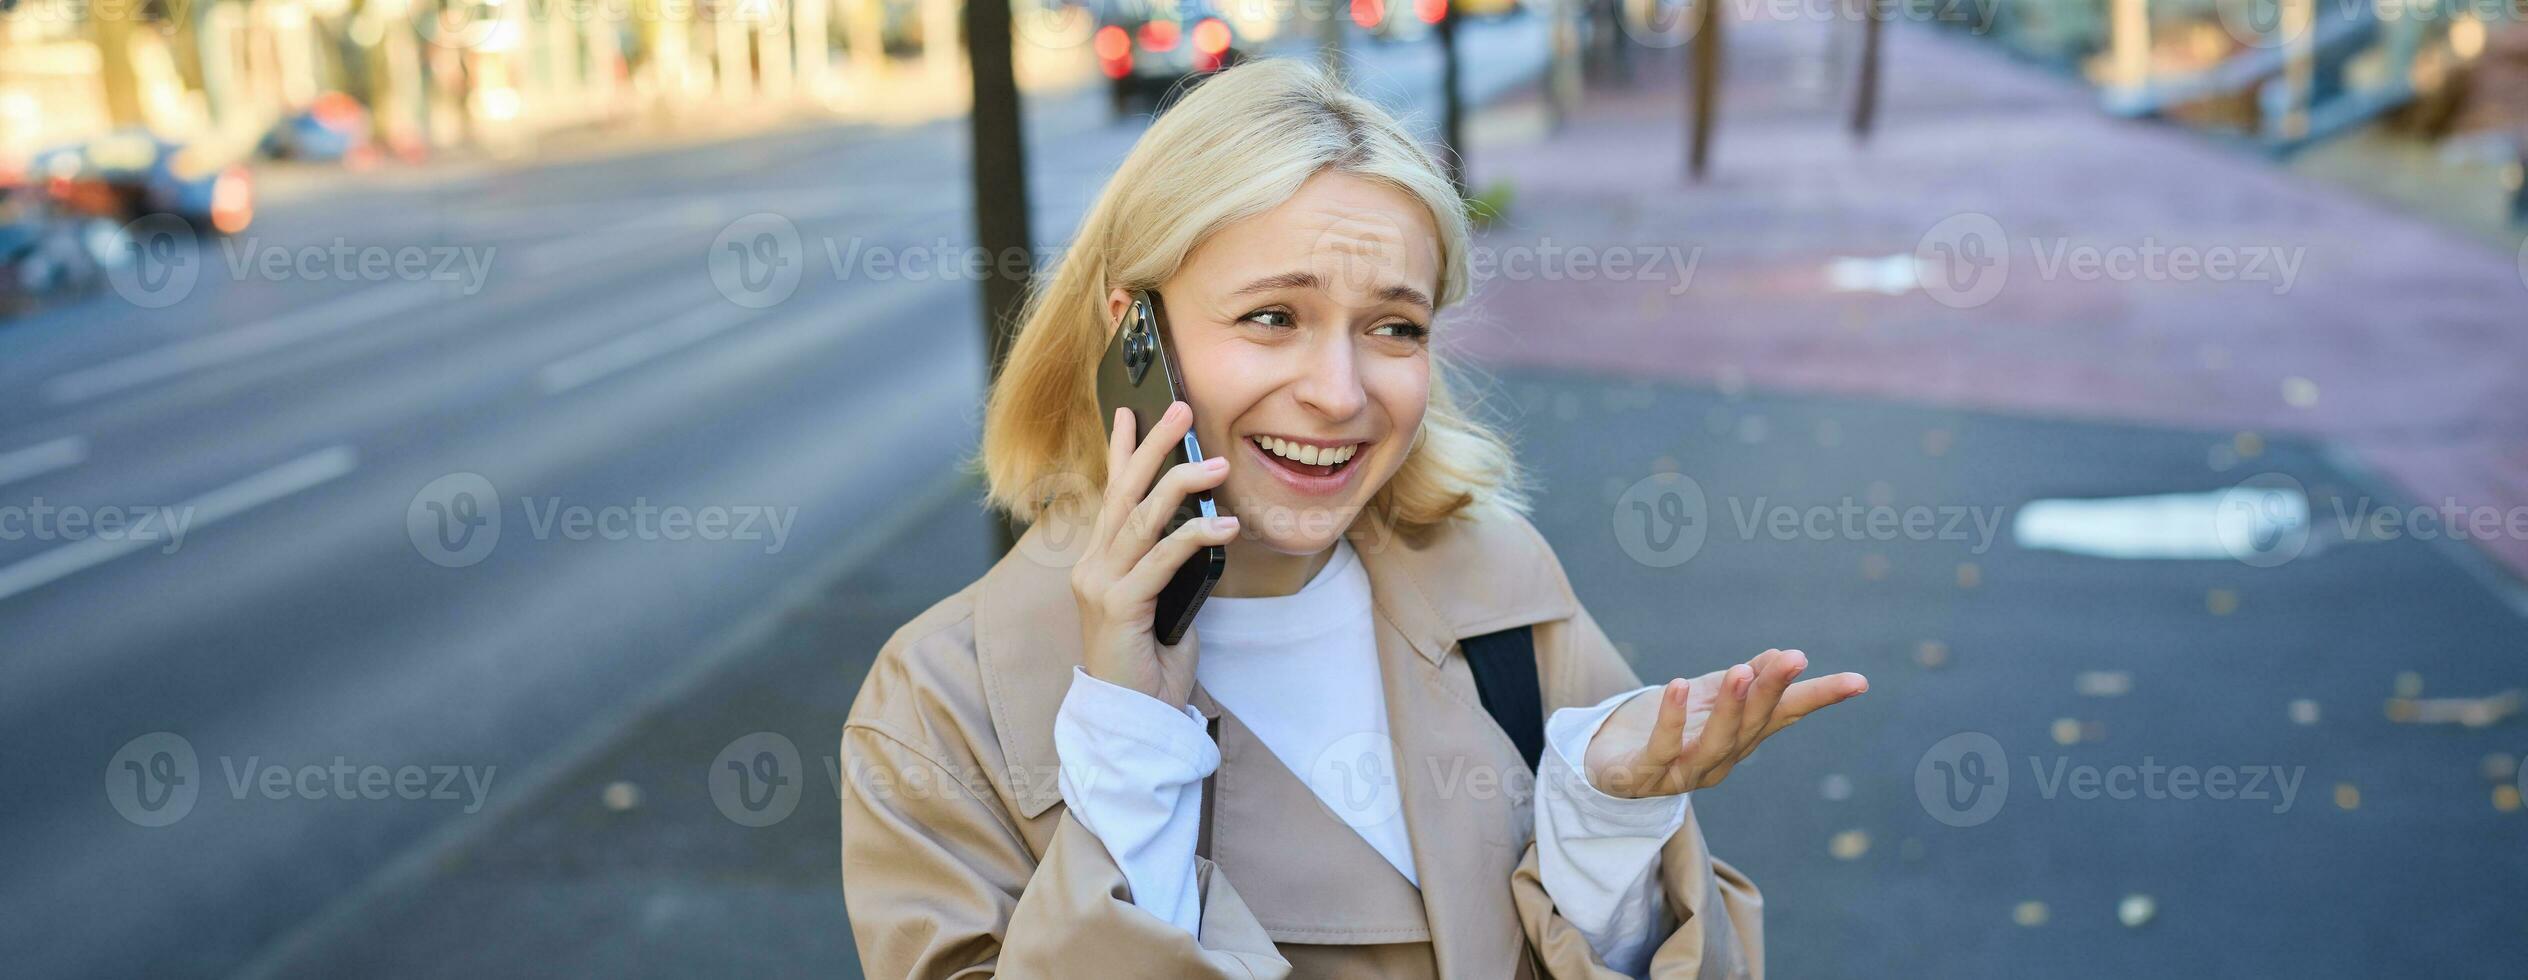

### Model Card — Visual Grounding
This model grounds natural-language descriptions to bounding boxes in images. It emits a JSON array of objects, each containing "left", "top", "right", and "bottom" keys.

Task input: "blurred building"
[{"left": 1, "top": 0, "right": 1097, "bottom": 170}]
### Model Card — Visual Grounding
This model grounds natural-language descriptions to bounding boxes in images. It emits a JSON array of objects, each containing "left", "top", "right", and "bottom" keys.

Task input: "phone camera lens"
[{"left": 1123, "top": 325, "right": 1153, "bottom": 371}]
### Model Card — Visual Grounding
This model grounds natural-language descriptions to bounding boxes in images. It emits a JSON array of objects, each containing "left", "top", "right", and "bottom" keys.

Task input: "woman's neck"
[{"left": 1210, "top": 537, "right": 1337, "bottom": 598}]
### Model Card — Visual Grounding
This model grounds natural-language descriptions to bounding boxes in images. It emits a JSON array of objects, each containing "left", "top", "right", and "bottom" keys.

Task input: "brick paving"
[{"left": 1459, "top": 14, "right": 2528, "bottom": 580}]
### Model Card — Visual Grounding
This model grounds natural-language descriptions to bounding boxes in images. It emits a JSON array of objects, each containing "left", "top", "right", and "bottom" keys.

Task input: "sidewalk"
[{"left": 1458, "top": 14, "right": 2528, "bottom": 583}]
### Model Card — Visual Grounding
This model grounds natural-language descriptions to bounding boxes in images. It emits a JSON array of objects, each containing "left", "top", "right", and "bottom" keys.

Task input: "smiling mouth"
[{"left": 1249, "top": 435, "right": 1363, "bottom": 479}]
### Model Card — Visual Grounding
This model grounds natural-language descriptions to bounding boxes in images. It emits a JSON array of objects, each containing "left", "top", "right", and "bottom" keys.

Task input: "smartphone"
[{"left": 1095, "top": 289, "right": 1227, "bottom": 647}]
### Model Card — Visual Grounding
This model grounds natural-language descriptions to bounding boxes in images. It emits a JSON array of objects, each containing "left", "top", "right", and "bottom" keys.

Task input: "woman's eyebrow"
[{"left": 1232, "top": 271, "right": 1434, "bottom": 311}]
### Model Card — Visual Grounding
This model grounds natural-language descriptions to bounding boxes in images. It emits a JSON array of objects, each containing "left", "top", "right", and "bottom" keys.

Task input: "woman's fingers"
[
  {"left": 1679, "top": 664, "right": 1752, "bottom": 776},
  {"left": 1113, "top": 514, "right": 1241, "bottom": 628},
  {"left": 1756, "top": 672, "right": 1870, "bottom": 741},
  {"left": 1640, "top": 679, "right": 1691, "bottom": 767},
  {"left": 1738, "top": 649, "right": 1806, "bottom": 744},
  {"left": 1116, "top": 455, "right": 1230, "bottom": 560},
  {"left": 1090, "top": 406, "right": 1138, "bottom": 551},
  {"left": 1092, "top": 401, "right": 1198, "bottom": 558}
]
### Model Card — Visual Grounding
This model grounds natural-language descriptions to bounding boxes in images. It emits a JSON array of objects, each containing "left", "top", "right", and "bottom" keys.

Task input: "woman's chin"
[{"left": 1217, "top": 506, "right": 1355, "bottom": 557}]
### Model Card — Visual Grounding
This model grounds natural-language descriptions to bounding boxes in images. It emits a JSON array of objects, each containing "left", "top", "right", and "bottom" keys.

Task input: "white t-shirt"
[
  {"left": 1188, "top": 538, "right": 1420, "bottom": 882},
  {"left": 1052, "top": 538, "right": 1687, "bottom": 976}
]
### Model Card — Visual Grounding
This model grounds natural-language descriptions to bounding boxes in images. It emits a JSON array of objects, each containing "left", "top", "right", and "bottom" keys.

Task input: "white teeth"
[{"left": 1252, "top": 436, "right": 1357, "bottom": 467}]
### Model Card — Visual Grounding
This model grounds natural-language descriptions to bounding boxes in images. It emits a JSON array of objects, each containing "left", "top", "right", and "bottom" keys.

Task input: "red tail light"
[
  {"left": 1137, "top": 19, "right": 1179, "bottom": 51},
  {"left": 1350, "top": 0, "right": 1384, "bottom": 28},
  {"left": 1096, "top": 24, "right": 1132, "bottom": 78},
  {"left": 311, "top": 91, "right": 365, "bottom": 130},
  {"left": 210, "top": 167, "right": 254, "bottom": 234},
  {"left": 1192, "top": 18, "right": 1231, "bottom": 55},
  {"left": 1415, "top": 0, "right": 1445, "bottom": 22}
]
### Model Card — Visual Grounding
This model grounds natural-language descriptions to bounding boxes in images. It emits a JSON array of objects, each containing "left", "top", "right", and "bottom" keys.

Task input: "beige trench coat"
[{"left": 840, "top": 501, "right": 1764, "bottom": 978}]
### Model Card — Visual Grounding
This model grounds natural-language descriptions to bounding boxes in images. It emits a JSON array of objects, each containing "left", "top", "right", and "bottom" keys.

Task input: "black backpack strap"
[{"left": 1460, "top": 625, "right": 1545, "bottom": 772}]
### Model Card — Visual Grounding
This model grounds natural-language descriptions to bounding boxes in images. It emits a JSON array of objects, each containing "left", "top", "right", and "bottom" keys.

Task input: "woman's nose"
[{"left": 1291, "top": 339, "right": 1367, "bottom": 421}]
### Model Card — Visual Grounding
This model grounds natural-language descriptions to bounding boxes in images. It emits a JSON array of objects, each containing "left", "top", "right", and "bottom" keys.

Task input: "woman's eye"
[
  {"left": 1373, "top": 321, "right": 1430, "bottom": 340},
  {"left": 1241, "top": 309, "right": 1295, "bottom": 328}
]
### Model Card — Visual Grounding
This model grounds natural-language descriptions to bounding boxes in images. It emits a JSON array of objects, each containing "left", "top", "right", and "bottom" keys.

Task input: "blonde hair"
[{"left": 973, "top": 58, "right": 1529, "bottom": 539}]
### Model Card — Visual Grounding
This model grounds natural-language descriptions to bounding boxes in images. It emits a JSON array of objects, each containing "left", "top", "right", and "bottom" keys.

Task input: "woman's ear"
[{"left": 1106, "top": 288, "right": 1132, "bottom": 328}]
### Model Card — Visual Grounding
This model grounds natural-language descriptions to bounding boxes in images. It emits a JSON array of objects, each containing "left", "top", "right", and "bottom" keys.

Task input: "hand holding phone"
[
  {"left": 1092, "top": 291, "right": 1229, "bottom": 644},
  {"left": 1071, "top": 400, "right": 1239, "bottom": 707}
]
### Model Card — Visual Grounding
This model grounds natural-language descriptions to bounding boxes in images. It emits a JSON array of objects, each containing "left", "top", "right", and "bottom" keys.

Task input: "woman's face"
[{"left": 1108, "top": 171, "right": 1440, "bottom": 557}]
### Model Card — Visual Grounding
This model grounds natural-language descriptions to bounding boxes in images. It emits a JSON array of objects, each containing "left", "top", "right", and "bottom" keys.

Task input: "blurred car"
[
  {"left": 0, "top": 174, "right": 131, "bottom": 317},
  {"left": 1096, "top": 1, "right": 1251, "bottom": 117},
  {"left": 1359, "top": 0, "right": 1522, "bottom": 43},
  {"left": 262, "top": 92, "right": 378, "bottom": 167},
  {"left": 28, "top": 130, "right": 255, "bottom": 236}
]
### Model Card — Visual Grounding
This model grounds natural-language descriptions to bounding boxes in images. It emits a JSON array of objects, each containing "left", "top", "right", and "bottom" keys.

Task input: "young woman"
[{"left": 840, "top": 59, "right": 1868, "bottom": 978}]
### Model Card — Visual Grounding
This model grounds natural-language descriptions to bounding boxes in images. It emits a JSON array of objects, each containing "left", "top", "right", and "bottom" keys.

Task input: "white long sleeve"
[
  {"left": 1535, "top": 685, "right": 1691, "bottom": 978},
  {"left": 1050, "top": 540, "right": 1684, "bottom": 965},
  {"left": 1051, "top": 665, "right": 1217, "bottom": 935}
]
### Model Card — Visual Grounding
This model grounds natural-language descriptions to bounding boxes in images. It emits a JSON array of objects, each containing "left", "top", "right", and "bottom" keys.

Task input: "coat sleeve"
[
  {"left": 1511, "top": 602, "right": 1766, "bottom": 980},
  {"left": 841, "top": 718, "right": 1293, "bottom": 978}
]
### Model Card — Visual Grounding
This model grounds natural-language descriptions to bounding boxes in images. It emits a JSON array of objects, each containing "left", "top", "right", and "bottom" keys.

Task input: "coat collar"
[
  {"left": 974, "top": 501, "right": 1575, "bottom": 976},
  {"left": 972, "top": 502, "right": 1578, "bottom": 820}
]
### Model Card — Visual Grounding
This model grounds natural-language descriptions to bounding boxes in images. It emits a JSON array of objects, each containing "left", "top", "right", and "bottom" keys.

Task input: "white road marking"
[
  {"left": 0, "top": 445, "right": 358, "bottom": 602},
  {"left": 0, "top": 437, "right": 87, "bottom": 488},
  {"left": 537, "top": 303, "right": 758, "bottom": 394},
  {"left": 514, "top": 209, "right": 719, "bottom": 277},
  {"left": 44, "top": 285, "right": 442, "bottom": 405}
]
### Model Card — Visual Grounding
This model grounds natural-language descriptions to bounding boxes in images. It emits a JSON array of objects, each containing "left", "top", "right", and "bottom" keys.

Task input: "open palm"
[{"left": 1581, "top": 649, "right": 1868, "bottom": 799}]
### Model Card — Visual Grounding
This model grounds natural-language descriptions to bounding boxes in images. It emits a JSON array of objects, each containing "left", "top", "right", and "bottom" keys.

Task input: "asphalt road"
[
  {"left": 0, "top": 21, "right": 1550, "bottom": 978},
  {"left": 239, "top": 370, "right": 2528, "bottom": 978}
]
